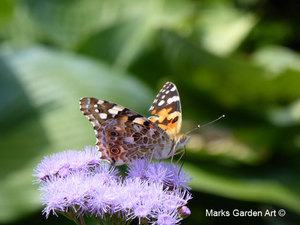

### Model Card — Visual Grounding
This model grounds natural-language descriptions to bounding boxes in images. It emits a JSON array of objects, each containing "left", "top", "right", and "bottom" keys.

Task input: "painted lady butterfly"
[{"left": 80, "top": 82, "right": 190, "bottom": 166}]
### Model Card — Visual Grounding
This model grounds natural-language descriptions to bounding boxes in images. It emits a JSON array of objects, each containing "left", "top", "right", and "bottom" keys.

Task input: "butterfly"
[{"left": 79, "top": 82, "right": 190, "bottom": 166}]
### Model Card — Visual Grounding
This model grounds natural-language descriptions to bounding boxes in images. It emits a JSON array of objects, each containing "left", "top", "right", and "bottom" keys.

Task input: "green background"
[{"left": 0, "top": 0, "right": 299, "bottom": 224}]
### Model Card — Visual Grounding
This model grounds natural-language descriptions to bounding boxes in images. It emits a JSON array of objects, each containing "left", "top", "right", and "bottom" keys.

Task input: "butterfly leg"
[
  {"left": 176, "top": 145, "right": 186, "bottom": 164},
  {"left": 147, "top": 149, "right": 156, "bottom": 168},
  {"left": 170, "top": 146, "right": 177, "bottom": 164},
  {"left": 177, "top": 145, "right": 187, "bottom": 175},
  {"left": 173, "top": 148, "right": 184, "bottom": 156}
]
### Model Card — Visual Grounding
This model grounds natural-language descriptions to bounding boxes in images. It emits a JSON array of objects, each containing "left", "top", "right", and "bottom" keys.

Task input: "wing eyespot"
[
  {"left": 110, "top": 147, "right": 120, "bottom": 155},
  {"left": 110, "top": 131, "right": 118, "bottom": 136}
]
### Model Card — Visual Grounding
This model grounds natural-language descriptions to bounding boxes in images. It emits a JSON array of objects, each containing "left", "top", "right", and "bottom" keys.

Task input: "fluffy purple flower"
[
  {"left": 145, "top": 161, "right": 172, "bottom": 184},
  {"left": 120, "top": 179, "right": 165, "bottom": 221},
  {"left": 160, "top": 188, "right": 192, "bottom": 213},
  {"left": 126, "top": 158, "right": 149, "bottom": 179},
  {"left": 39, "top": 162, "right": 119, "bottom": 218},
  {"left": 85, "top": 179, "right": 120, "bottom": 217},
  {"left": 152, "top": 210, "right": 182, "bottom": 225},
  {"left": 127, "top": 159, "right": 192, "bottom": 190},
  {"left": 40, "top": 171, "right": 91, "bottom": 217},
  {"left": 34, "top": 147, "right": 193, "bottom": 224},
  {"left": 164, "top": 164, "right": 193, "bottom": 190},
  {"left": 33, "top": 146, "right": 102, "bottom": 182},
  {"left": 93, "top": 162, "right": 120, "bottom": 184}
]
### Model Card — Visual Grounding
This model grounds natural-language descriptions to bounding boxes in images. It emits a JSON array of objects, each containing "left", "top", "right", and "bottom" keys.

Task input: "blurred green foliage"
[{"left": 0, "top": 0, "right": 299, "bottom": 225}]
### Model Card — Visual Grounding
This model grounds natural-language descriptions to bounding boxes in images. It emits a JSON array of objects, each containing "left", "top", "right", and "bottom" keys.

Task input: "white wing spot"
[
  {"left": 158, "top": 100, "right": 165, "bottom": 106},
  {"left": 94, "top": 104, "right": 98, "bottom": 108},
  {"left": 89, "top": 114, "right": 96, "bottom": 120},
  {"left": 97, "top": 100, "right": 104, "bottom": 104},
  {"left": 133, "top": 117, "right": 146, "bottom": 125},
  {"left": 95, "top": 109, "right": 99, "bottom": 113},
  {"left": 167, "top": 96, "right": 180, "bottom": 104},
  {"left": 108, "top": 108, "right": 118, "bottom": 115},
  {"left": 161, "top": 95, "right": 165, "bottom": 99},
  {"left": 170, "top": 86, "right": 176, "bottom": 91},
  {"left": 91, "top": 121, "right": 100, "bottom": 127},
  {"left": 165, "top": 90, "right": 170, "bottom": 94},
  {"left": 100, "top": 113, "right": 107, "bottom": 119},
  {"left": 111, "top": 105, "right": 125, "bottom": 111}
]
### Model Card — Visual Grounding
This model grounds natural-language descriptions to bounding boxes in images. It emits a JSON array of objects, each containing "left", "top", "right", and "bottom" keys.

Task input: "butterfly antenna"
[{"left": 185, "top": 114, "right": 225, "bottom": 135}]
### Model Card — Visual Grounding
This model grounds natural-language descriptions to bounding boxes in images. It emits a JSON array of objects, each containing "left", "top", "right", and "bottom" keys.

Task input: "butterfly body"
[{"left": 80, "top": 82, "right": 189, "bottom": 166}]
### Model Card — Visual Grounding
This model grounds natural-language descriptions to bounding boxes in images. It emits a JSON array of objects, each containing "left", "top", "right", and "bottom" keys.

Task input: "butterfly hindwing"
[
  {"left": 148, "top": 82, "right": 182, "bottom": 140},
  {"left": 80, "top": 97, "right": 171, "bottom": 165}
]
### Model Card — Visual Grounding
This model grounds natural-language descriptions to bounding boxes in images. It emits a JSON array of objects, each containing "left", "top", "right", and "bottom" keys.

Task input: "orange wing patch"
[
  {"left": 156, "top": 108, "right": 172, "bottom": 123},
  {"left": 149, "top": 107, "right": 181, "bottom": 139}
]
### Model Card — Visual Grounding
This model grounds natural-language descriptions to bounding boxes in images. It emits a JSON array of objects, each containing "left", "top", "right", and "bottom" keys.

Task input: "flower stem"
[
  {"left": 139, "top": 218, "right": 149, "bottom": 225},
  {"left": 97, "top": 217, "right": 106, "bottom": 225},
  {"left": 58, "top": 209, "right": 81, "bottom": 225},
  {"left": 79, "top": 214, "right": 86, "bottom": 225},
  {"left": 70, "top": 208, "right": 81, "bottom": 225}
]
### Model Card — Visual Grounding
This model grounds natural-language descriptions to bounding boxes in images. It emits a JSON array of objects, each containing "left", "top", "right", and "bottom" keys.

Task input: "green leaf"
[
  {"left": 76, "top": 0, "right": 194, "bottom": 69},
  {"left": 199, "top": 4, "right": 257, "bottom": 56},
  {"left": 0, "top": 0, "right": 14, "bottom": 28},
  {"left": 0, "top": 46, "right": 153, "bottom": 222},
  {"left": 24, "top": 0, "right": 193, "bottom": 51},
  {"left": 252, "top": 45, "right": 300, "bottom": 75},
  {"left": 77, "top": 19, "right": 156, "bottom": 69},
  {"left": 152, "top": 30, "right": 300, "bottom": 108}
]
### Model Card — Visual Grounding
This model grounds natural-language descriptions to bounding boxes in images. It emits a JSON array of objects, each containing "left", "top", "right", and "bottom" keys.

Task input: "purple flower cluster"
[
  {"left": 33, "top": 147, "right": 103, "bottom": 181},
  {"left": 34, "top": 146, "right": 192, "bottom": 225},
  {"left": 127, "top": 159, "right": 192, "bottom": 190}
]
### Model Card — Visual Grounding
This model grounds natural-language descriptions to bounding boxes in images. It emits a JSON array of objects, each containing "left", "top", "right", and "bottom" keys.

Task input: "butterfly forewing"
[{"left": 148, "top": 82, "right": 182, "bottom": 140}]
